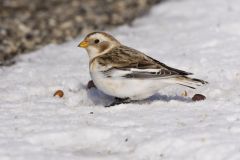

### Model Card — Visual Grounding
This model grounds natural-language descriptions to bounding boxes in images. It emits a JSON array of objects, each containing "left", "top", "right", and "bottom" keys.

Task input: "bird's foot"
[
  {"left": 87, "top": 80, "right": 96, "bottom": 89},
  {"left": 105, "top": 97, "right": 131, "bottom": 107}
]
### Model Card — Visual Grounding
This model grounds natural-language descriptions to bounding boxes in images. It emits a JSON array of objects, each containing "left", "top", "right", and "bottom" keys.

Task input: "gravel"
[{"left": 0, "top": 0, "right": 162, "bottom": 65}]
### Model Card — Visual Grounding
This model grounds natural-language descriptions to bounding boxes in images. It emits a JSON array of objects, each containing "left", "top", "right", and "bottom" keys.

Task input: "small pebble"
[{"left": 192, "top": 94, "right": 206, "bottom": 101}]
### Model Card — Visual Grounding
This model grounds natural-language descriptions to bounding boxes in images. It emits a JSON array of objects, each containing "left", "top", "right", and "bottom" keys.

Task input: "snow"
[{"left": 1, "top": 0, "right": 240, "bottom": 159}]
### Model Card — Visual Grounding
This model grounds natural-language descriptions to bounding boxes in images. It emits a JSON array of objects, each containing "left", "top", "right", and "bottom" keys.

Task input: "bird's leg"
[{"left": 105, "top": 97, "right": 131, "bottom": 107}]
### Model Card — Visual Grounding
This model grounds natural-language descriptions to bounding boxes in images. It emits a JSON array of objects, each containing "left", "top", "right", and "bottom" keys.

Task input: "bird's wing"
[{"left": 97, "top": 45, "right": 192, "bottom": 79}]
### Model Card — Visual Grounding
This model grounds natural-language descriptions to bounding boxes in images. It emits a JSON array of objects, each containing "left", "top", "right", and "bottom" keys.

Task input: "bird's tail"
[{"left": 173, "top": 76, "right": 208, "bottom": 89}]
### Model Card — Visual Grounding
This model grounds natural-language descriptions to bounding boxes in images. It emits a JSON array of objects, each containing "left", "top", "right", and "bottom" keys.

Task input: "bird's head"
[{"left": 78, "top": 32, "right": 121, "bottom": 59}]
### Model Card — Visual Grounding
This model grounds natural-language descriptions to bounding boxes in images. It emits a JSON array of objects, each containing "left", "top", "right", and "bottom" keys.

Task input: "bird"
[{"left": 78, "top": 31, "right": 207, "bottom": 107}]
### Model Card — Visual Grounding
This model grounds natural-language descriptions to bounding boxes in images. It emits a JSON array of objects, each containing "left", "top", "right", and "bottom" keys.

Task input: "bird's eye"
[{"left": 94, "top": 39, "right": 100, "bottom": 44}]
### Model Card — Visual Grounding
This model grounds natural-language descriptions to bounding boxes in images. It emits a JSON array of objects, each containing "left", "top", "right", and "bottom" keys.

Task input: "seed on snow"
[{"left": 53, "top": 90, "right": 64, "bottom": 98}]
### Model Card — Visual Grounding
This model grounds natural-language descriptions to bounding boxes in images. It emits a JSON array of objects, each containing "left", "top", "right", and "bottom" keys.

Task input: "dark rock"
[{"left": 192, "top": 94, "right": 206, "bottom": 101}]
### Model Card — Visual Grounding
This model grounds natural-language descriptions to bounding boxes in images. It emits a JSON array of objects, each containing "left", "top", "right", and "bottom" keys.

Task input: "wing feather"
[{"left": 97, "top": 45, "right": 192, "bottom": 79}]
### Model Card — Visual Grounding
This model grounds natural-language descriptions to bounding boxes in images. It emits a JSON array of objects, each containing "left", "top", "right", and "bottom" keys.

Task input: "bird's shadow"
[
  {"left": 147, "top": 93, "right": 192, "bottom": 103},
  {"left": 86, "top": 87, "right": 192, "bottom": 107},
  {"left": 87, "top": 88, "right": 115, "bottom": 106}
]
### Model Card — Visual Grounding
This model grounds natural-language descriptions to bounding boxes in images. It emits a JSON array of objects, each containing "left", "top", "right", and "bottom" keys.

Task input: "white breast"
[{"left": 90, "top": 71, "right": 170, "bottom": 100}]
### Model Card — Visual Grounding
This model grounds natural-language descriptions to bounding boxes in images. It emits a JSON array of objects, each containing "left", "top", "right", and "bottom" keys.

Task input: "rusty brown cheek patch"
[{"left": 99, "top": 43, "right": 110, "bottom": 53}]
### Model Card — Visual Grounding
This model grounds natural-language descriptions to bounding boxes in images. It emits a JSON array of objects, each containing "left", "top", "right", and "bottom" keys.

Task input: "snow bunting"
[{"left": 78, "top": 32, "right": 207, "bottom": 106}]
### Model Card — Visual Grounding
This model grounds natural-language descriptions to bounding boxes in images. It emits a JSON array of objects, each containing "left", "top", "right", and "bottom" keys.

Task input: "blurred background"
[{"left": 0, "top": 0, "right": 163, "bottom": 65}]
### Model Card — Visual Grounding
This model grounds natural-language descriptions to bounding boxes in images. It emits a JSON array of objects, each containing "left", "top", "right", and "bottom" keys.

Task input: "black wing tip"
[
  {"left": 191, "top": 78, "right": 208, "bottom": 84},
  {"left": 161, "top": 64, "right": 193, "bottom": 76},
  {"left": 177, "top": 83, "right": 196, "bottom": 89},
  {"left": 183, "top": 71, "right": 193, "bottom": 76}
]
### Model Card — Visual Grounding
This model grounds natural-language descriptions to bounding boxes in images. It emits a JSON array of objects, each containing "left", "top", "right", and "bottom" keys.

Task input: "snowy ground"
[{"left": 1, "top": 0, "right": 240, "bottom": 159}]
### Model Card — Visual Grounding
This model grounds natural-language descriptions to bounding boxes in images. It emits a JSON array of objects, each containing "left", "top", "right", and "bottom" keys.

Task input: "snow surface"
[{"left": 1, "top": 0, "right": 240, "bottom": 159}]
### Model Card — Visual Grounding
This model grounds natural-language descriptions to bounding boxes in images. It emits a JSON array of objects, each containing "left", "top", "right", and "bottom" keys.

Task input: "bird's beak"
[{"left": 78, "top": 40, "right": 89, "bottom": 48}]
